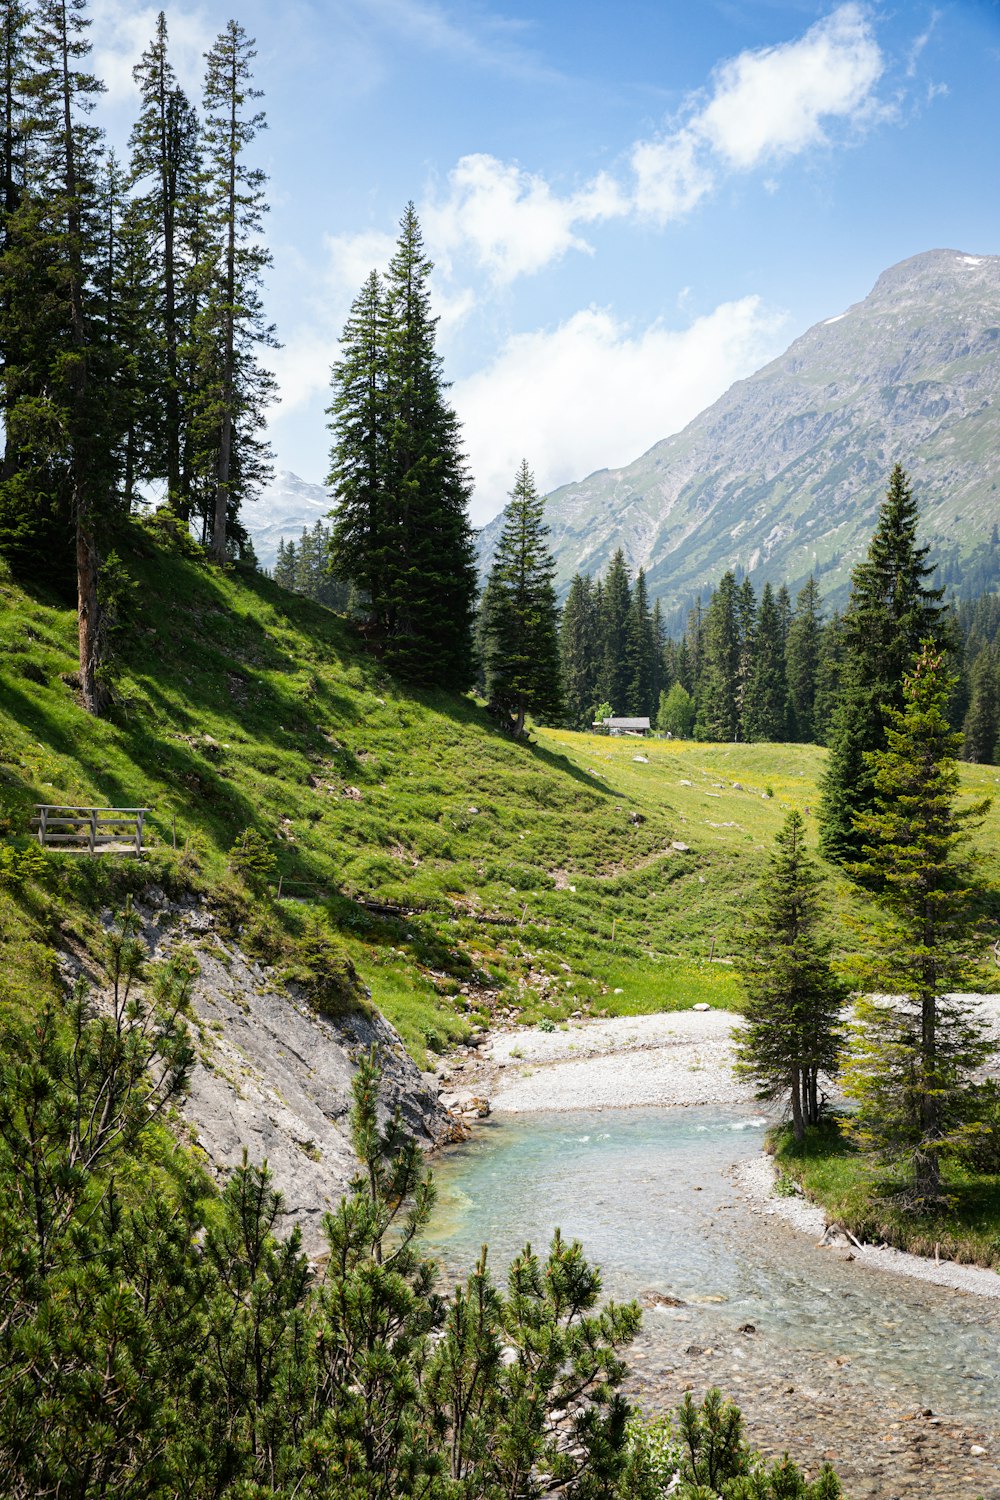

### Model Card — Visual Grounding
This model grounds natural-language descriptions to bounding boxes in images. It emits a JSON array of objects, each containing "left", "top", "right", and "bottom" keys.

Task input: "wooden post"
[
  {"left": 38, "top": 807, "right": 47, "bottom": 847},
  {"left": 277, "top": 874, "right": 283, "bottom": 899},
  {"left": 89, "top": 809, "right": 97, "bottom": 857},
  {"left": 519, "top": 902, "right": 527, "bottom": 928},
  {"left": 135, "top": 810, "right": 145, "bottom": 856}
]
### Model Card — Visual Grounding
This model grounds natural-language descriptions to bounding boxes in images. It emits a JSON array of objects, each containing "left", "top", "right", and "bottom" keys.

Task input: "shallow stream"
[{"left": 423, "top": 1107, "right": 1000, "bottom": 1425}]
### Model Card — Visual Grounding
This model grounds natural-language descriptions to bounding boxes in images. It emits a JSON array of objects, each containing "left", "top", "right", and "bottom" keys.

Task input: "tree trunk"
[{"left": 790, "top": 1069, "right": 805, "bottom": 1144}]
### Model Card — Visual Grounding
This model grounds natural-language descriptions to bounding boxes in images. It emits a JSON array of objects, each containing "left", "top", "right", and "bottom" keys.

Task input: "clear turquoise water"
[{"left": 423, "top": 1108, "right": 1000, "bottom": 1420}]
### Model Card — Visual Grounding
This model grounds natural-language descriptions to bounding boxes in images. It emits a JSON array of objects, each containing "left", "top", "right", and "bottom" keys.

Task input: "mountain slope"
[
  {"left": 249, "top": 470, "right": 331, "bottom": 570},
  {"left": 481, "top": 249, "right": 1000, "bottom": 614}
]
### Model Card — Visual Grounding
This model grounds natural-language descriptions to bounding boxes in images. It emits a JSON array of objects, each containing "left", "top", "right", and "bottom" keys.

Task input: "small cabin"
[{"left": 593, "top": 716, "right": 651, "bottom": 737}]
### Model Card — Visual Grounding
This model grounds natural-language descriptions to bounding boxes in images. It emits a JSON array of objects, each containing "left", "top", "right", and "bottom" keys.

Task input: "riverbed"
[{"left": 425, "top": 1013, "right": 1000, "bottom": 1498}]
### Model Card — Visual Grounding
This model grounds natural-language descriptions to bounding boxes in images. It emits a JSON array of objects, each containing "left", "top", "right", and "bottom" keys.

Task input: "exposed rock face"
[
  {"left": 478, "top": 249, "right": 1000, "bottom": 613},
  {"left": 132, "top": 892, "right": 446, "bottom": 1254}
]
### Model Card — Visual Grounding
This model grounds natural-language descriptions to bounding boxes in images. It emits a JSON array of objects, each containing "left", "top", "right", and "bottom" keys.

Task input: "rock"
[
  {"left": 670, "top": 840, "right": 690, "bottom": 851},
  {"left": 628, "top": 810, "right": 646, "bottom": 823},
  {"left": 342, "top": 785, "right": 363, "bottom": 800},
  {"left": 118, "top": 896, "right": 446, "bottom": 1257},
  {"left": 632, "top": 755, "right": 649, "bottom": 763},
  {"left": 692, "top": 1002, "right": 711, "bottom": 1012},
  {"left": 738, "top": 1323, "right": 756, "bottom": 1334},
  {"left": 970, "top": 1445, "right": 987, "bottom": 1456},
  {"left": 642, "top": 1291, "right": 687, "bottom": 1308},
  {"left": 685, "top": 1345, "right": 706, "bottom": 1357}
]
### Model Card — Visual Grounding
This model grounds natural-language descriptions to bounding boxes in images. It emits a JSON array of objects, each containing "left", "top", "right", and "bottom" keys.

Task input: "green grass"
[
  {"left": 2, "top": 521, "right": 999, "bottom": 1065},
  {"left": 773, "top": 1119, "right": 1000, "bottom": 1268}
]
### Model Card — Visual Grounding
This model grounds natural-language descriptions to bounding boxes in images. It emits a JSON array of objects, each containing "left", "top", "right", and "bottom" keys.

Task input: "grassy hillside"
[{"left": 2, "top": 519, "right": 999, "bottom": 1062}]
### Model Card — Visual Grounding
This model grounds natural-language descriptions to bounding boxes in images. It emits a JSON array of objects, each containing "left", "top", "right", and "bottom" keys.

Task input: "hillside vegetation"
[{"left": 2, "top": 523, "right": 999, "bottom": 1062}]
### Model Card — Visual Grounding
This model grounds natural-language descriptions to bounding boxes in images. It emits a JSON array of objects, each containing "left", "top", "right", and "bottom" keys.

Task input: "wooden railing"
[{"left": 33, "top": 805, "right": 151, "bottom": 856}]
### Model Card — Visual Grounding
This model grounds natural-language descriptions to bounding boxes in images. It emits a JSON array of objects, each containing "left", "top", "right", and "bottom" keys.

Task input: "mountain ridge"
[{"left": 477, "top": 248, "right": 1000, "bottom": 614}]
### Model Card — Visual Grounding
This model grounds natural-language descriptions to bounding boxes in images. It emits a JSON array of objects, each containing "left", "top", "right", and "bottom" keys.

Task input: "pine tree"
[
  {"left": 650, "top": 597, "right": 666, "bottom": 709},
  {"left": 328, "top": 269, "right": 387, "bottom": 622},
  {"left": 379, "top": 204, "right": 477, "bottom": 687},
  {"left": 128, "top": 10, "right": 200, "bottom": 515},
  {"left": 597, "top": 548, "right": 631, "bottom": 714},
  {"left": 962, "top": 646, "right": 998, "bottom": 764},
  {"left": 698, "top": 572, "right": 739, "bottom": 740},
  {"left": 786, "top": 575, "right": 823, "bottom": 743},
  {"left": 483, "top": 459, "right": 562, "bottom": 736},
  {"left": 735, "top": 575, "right": 756, "bottom": 737},
  {"left": 559, "top": 572, "right": 600, "bottom": 729},
  {"left": 5, "top": 0, "right": 121, "bottom": 710},
  {"left": 734, "top": 811, "right": 845, "bottom": 1141},
  {"left": 624, "top": 566, "right": 654, "bottom": 716},
  {"left": 820, "top": 465, "right": 950, "bottom": 865},
  {"left": 842, "top": 645, "right": 993, "bottom": 1203},
  {"left": 197, "top": 20, "right": 276, "bottom": 562},
  {"left": 744, "top": 582, "right": 788, "bottom": 741}
]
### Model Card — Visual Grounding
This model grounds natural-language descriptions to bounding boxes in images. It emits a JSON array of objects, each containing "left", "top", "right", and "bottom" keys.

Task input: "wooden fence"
[{"left": 33, "top": 805, "right": 151, "bottom": 856}]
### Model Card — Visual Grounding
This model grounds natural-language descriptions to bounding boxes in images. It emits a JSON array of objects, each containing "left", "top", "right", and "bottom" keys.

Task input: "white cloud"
[
  {"left": 693, "top": 4, "right": 884, "bottom": 170},
  {"left": 630, "top": 128, "right": 714, "bottom": 222},
  {"left": 453, "top": 298, "right": 786, "bottom": 524},
  {"left": 89, "top": 0, "right": 213, "bottom": 104},
  {"left": 632, "top": 4, "right": 885, "bottom": 220},
  {"left": 423, "top": 154, "right": 626, "bottom": 284}
]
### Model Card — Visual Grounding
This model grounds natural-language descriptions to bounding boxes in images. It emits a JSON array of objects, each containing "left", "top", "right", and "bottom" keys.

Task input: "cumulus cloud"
[
  {"left": 632, "top": 4, "right": 885, "bottom": 219},
  {"left": 423, "top": 154, "right": 627, "bottom": 284},
  {"left": 693, "top": 4, "right": 884, "bottom": 170},
  {"left": 453, "top": 298, "right": 786, "bottom": 524}
]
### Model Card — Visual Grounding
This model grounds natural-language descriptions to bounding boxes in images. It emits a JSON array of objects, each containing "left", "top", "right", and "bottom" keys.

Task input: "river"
[{"left": 423, "top": 1106, "right": 1000, "bottom": 1498}]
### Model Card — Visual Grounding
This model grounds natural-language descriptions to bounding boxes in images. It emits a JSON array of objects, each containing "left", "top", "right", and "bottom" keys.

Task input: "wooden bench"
[{"left": 33, "top": 805, "right": 151, "bottom": 856}]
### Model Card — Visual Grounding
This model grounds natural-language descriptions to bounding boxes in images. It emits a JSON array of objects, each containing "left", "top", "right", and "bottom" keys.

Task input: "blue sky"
[{"left": 88, "top": 0, "right": 1000, "bottom": 524}]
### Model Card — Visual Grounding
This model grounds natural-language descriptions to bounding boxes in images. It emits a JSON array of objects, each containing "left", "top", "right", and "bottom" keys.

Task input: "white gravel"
[{"left": 487, "top": 1009, "right": 755, "bottom": 1112}]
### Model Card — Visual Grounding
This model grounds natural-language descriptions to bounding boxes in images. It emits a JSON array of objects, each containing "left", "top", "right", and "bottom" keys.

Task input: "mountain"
[
  {"left": 248, "top": 470, "right": 331, "bottom": 570},
  {"left": 479, "top": 249, "right": 1000, "bottom": 618}
]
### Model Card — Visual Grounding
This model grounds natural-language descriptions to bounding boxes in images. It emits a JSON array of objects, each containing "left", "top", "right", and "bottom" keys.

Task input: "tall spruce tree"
[
  {"left": 597, "top": 548, "right": 631, "bottom": 714},
  {"left": 328, "top": 269, "right": 387, "bottom": 621},
  {"left": 734, "top": 810, "right": 844, "bottom": 1142},
  {"left": 735, "top": 575, "right": 756, "bottom": 737},
  {"left": 128, "top": 11, "right": 200, "bottom": 514},
  {"left": 378, "top": 204, "right": 477, "bottom": 687},
  {"left": 197, "top": 19, "right": 276, "bottom": 562},
  {"left": 6, "top": 0, "right": 121, "bottom": 710},
  {"left": 624, "top": 566, "right": 654, "bottom": 717},
  {"left": 744, "top": 582, "right": 788, "bottom": 741},
  {"left": 698, "top": 572, "right": 739, "bottom": 740},
  {"left": 560, "top": 572, "right": 600, "bottom": 729},
  {"left": 819, "top": 465, "right": 949, "bottom": 865},
  {"left": 482, "top": 459, "right": 562, "bottom": 736},
  {"left": 842, "top": 645, "right": 993, "bottom": 1203},
  {"left": 962, "top": 646, "right": 998, "bottom": 764},
  {"left": 786, "top": 576, "right": 823, "bottom": 743}
]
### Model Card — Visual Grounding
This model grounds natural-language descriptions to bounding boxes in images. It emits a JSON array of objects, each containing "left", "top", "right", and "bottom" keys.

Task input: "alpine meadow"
[{"left": 2, "top": 4, "right": 1000, "bottom": 1499}]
